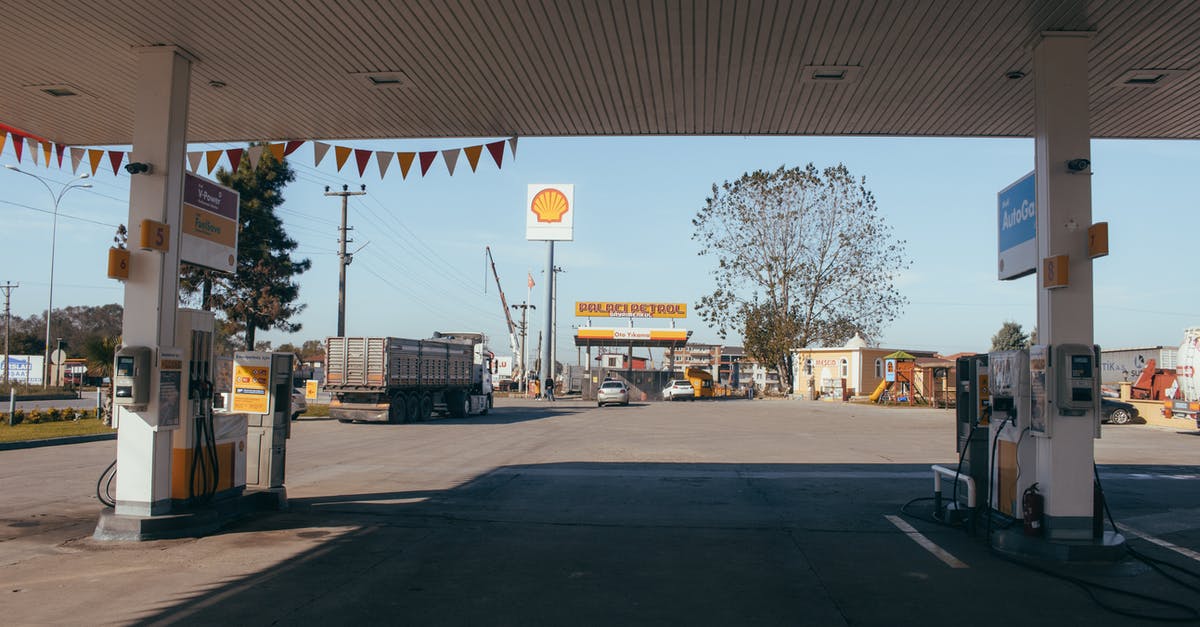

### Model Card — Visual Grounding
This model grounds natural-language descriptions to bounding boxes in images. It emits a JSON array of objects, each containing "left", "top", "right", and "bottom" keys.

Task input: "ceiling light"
[
  {"left": 1115, "top": 68, "right": 1187, "bottom": 87},
  {"left": 801, "top": 65, "right": 862, "bottom": 84},
  {"left": 353, "top": 71, "right": 410, "bottom": 89}
]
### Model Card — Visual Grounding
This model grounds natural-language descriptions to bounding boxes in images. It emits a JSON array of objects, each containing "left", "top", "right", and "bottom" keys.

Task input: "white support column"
[
  {"left": 1033, "top": 32, "right": 1096, "bottom": 540},
  {"left": 113, "top": 46, "right": 192, "bottom": 517}
]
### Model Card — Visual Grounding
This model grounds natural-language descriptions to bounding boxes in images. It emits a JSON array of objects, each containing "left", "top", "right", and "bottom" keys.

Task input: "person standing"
[{"left": 544, "top": 377, "right": 555, "bottom": 401}]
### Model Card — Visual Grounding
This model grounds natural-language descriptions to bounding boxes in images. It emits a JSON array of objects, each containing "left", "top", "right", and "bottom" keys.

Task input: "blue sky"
[{"left": 1, "top": 135, "right": 1196, "bottom": 363}]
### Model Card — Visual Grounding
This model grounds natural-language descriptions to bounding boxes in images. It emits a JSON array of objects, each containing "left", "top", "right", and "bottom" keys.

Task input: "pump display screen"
[
  {"left": 116, "top": 355, "right": 135, "bottom": 377},
  {"left": 1070, "top": 355, "right": 1092, "bottom": 379}
]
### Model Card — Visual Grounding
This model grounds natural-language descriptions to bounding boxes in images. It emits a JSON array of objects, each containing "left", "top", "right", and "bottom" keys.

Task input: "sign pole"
[{"left": 541, "top": 241, "right": 555, "bottom": 397}]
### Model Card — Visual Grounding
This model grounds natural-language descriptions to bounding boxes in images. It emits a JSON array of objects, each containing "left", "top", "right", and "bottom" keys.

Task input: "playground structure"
[{"left": 869, "top": 351, "right": 925, "bottom": 405}]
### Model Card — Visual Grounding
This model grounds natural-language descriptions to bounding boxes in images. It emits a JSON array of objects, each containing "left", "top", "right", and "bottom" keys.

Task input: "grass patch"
[
  {"left": 304, "top": 403, "right": 329, "bottom": 418},
  {"left": 0, "top": 417, "right": 114, "bottom": 443}
]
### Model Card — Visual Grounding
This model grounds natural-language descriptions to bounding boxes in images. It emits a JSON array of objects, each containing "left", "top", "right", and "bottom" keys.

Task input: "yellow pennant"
[
  {"left": 41, "top": 141, "right": 52, "bottom": 167},
  {"left": 205, "top": 150, "right": 223, "bottom": 173},
  {"left": 268, "top": 143, "right": 285, "bottom": 162},
  {"left": 464, "top": 145, "right": 483, "bottom": 171},
  {"left": 87, "top": 149, "right": 104, "bottom": 175},
  {"left": 397, "top": 152, "right": 415, "bottom": 179},
  {"left": 334, "top": 145, "right": 351, "bottom": 171}
]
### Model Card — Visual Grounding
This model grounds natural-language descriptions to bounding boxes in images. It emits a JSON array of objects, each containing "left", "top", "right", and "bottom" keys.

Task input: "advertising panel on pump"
[{"left": 997, "top": 171, "right": 1036, "bottom": 280}]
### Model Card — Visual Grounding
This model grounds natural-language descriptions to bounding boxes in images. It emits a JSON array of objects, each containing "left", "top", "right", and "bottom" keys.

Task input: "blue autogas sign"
[{"left": 997, "top": 171, "right": 1036, "bottom": 280}]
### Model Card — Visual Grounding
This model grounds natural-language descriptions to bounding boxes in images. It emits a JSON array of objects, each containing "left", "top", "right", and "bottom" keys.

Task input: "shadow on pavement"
[{"left": 123, "top": 461, "right": 1199, "bottom": 626}]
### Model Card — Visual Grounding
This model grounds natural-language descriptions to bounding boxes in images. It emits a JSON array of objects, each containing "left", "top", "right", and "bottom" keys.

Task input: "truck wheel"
[
  {"left": 447, "top": 391, "right": 467, "bottom": 419},
  {"left": 405, "top": 394, "right": 420, "bottom": 423},
  {"left": 388, "top": 396, "right": 404, "bottom": 424},
  {"left": 419, "top": 393, "right": 434, "bottom": 421}
]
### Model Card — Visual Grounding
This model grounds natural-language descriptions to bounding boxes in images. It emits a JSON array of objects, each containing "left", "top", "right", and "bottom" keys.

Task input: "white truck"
[
  {"left": 326, "top": 332, "right": 493, "bottom": 423},
  {"left": 1164, "top": 327, "right": 1200, "bottom": 430}
]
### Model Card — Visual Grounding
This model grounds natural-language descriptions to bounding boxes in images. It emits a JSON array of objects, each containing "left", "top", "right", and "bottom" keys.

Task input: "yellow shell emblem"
[{"left": 531, "top": 188, "right": 569, "bottom": 223}]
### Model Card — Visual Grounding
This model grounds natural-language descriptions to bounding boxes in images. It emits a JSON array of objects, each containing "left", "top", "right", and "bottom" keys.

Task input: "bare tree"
[{"left": 692, "top": 164, "right": 909, "bottom": 392}]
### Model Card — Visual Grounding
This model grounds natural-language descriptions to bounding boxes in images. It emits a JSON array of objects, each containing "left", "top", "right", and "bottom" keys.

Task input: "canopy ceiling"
[{"left": 2, "top": 1, "right": 1197, "bottom": 146}]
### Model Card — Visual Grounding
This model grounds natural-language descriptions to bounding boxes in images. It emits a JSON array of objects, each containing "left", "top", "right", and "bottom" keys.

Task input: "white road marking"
[
  {"left": 1119, "top": 524, "right": 1200, "bottom": 563},
  {"left": 884, "top": 515, "right": 969, "bottom": 569}
]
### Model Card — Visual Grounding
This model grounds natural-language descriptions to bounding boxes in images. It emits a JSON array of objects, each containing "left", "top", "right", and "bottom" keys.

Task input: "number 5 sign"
[{"left": 139, "top": 219, "right": 171, "bottom": 252}]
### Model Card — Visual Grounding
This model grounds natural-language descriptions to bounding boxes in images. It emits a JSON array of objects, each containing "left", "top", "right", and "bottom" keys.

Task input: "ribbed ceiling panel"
[{"left": 1, "top": 0, "right": 1197, "bottom": 145}]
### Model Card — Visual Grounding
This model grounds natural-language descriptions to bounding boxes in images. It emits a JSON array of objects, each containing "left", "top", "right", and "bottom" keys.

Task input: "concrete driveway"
[{"left": 2, "top": 398, "right": 1197, "bottom": 625}]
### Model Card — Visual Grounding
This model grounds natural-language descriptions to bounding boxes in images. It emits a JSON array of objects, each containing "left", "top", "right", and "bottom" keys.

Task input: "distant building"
[
  {"left": 792, "top": 334, "right": 937, "bottom": 399},
  {"left": 1099, "top": 346, "right": 1178, "bottom": 385},
  {"left": 595, "top": 353, "right": 650, "bottom": 370}
]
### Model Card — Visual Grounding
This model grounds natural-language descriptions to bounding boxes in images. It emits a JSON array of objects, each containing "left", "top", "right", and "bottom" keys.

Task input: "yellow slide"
[{"left": 869, "top": 379, "right": 889, "bottom": 403}]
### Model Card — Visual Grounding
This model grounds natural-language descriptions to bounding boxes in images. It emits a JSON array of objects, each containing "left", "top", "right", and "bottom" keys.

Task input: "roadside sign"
[{"left": 998, "top": 171, "right": 1036, "bottom": 280}]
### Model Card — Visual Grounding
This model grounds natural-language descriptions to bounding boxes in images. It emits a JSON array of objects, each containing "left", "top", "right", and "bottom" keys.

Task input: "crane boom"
[{"left": 485, "top": 246, "right": 521, "bottom": 371}]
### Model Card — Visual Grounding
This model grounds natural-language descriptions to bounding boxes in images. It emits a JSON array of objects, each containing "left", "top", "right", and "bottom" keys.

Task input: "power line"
[{"left": 0, "top": 199, "right": 120, "bottom": 228}]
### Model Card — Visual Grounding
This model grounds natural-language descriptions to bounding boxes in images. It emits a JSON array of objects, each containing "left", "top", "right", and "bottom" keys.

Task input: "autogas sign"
[{"left": 997, "top": 171, "right": 1036, "bottom": 280}]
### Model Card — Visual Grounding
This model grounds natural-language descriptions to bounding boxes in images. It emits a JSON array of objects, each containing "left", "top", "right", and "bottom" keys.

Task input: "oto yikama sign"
[{"left": 575, "top": 302, "right": 687, "bottom": 318}]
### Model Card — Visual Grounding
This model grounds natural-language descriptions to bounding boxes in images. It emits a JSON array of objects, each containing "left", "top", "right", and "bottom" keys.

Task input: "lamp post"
[{"left": 3, "top": 165, "right": 91, "bottom": 388}]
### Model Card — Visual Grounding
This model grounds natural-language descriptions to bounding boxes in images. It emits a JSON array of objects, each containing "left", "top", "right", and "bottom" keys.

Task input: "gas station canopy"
[
  {"left": 574, "top": 328, "right": 691, "bottom": 349},
  {"left": 3, "top": 1, "right": 1199, "bottom": 145}
]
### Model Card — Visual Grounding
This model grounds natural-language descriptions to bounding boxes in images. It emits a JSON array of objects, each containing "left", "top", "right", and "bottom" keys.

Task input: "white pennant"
[
  {"left": 26, "top": 137, "right": 39, "bottom": 165},
  {"left": 508, "top": 136, "right": 518, "bottom": 157},
  {"left": 187, "top": 151, "right": 203, "bottom": 173},
  {"left": 246, "top": 145, "right": 264, "bottom": 168},
  {"left": 442, "top": 149, "right": 459, "bottom": 176},
  {"left": 312, "top": 141, "right": 330, "bottom": 166},
  {"left": 376, "top": 151, "right": 393, "bottom": 178},
  {"left": 69, "top": 147, "right": 85, "bottom": 173}
]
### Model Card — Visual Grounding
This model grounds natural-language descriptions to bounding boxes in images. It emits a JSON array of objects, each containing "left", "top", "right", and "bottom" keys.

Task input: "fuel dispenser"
[
  {"left": 987, "top": 350, "right": 1037, "bottom": 519},
  {"left": 953, "top": 354, "right": 990, "bottom": 527},
  {"left": 230, "top": 351, "right": 294, "bottom": 507},
  {"left": 170, "top": 309, "right": 247, "bottom": 505}
]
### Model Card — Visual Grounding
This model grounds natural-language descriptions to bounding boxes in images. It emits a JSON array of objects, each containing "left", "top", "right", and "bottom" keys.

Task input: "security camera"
[
  {"left": 124, "top": 162, "right": 152, "bottom": 175},
  {"left": 1066, "top": 158, "right": 1090, "bottom": 172}
]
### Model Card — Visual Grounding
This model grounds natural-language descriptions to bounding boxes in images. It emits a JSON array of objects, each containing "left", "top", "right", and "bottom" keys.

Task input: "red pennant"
[
  {"left": 108, "top": 150, "right": 124, "bottom": 175},
  {"left": 283, "top": 140, "right": 305, "bottom": 156},
  {"left": 11, "top": 133, "right": 23, "bottom": 162},
  {"left": 418, "top": 151, "right": 437, "bottom": 176},
  {"left": 486, "top": 140, "right": 505, "bottom": 168},
  {"left": 55, "top": 143, "right": 66, "bottom": 167},
  {"left": 227, "top": 148, "right": 244, "bottom": 171},
  {"left": 354, "top": 149, "right": 372, "bottom": 176}
]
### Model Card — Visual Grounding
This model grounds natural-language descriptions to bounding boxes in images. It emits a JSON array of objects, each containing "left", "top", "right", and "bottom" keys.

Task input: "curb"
[{"left": 0, "top": 432, "right": 117, "bottom": 451}]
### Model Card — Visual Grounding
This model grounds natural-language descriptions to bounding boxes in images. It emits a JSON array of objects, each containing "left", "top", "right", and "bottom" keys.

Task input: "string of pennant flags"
[{"left": 0, "top": 125, "right": 517, "bottom": 180}]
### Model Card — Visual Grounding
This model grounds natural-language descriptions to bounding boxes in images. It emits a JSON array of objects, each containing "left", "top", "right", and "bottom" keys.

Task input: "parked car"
[
  {"left": 662, "top": 379, "right": 695, "bottom": 401},
  {"left": 1101, "top": 398, "right": 1138, "bottom": 425},
  {"left": 291, "top": 388, "right": 308, "bottom": 420},
  {"left": 597, "top": 380, "right": 629, "bottom": 407}
]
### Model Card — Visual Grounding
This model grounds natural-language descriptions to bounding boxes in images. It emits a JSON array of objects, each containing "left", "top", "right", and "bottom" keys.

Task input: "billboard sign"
[
  {"left": 3, "top": 355, "right": 44, "bottom": 385},
  {"left": 575, "top": 302, "right": 687, "bottom": 318},
  {"left": 526, "top": 184, "right": 574, "bottom": 241},
  {"left": 181, "top": 172, "right": 240, "bottom": 273},
  {"left": 998, "top": 171, "right": 1036, "bottom": 280}
]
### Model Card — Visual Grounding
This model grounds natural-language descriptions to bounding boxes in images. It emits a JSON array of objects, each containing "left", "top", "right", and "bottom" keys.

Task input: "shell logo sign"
[{"left": 526, "top": 183, "right": 574, "bottom": 241}]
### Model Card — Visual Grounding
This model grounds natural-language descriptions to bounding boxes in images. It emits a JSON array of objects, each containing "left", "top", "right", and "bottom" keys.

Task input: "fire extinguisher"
[{"left": 1022, "top": 483, "right": 1044, "bottom": 537}]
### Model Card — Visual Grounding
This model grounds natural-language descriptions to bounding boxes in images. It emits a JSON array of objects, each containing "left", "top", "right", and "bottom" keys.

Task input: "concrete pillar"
[
  {"left": 1032, "top": 32, "right": 1096, "bottom": 540},
  {"left": 114, "top": 46, "right": 192, "bottom": 517}
]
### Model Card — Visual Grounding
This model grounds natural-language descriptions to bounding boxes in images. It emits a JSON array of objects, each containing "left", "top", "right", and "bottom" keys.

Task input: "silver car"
[{"left": 597, "top": 380, "right": 629, "bottom": 407}]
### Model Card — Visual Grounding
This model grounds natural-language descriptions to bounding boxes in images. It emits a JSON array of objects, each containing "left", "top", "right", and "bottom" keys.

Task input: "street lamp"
[{"left": 4, "top": 165, "right": 91, "bottom": 388}]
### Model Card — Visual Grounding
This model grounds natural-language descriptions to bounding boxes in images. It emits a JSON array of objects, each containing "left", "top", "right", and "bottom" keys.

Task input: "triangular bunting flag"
[
  {"left": 442, "top": 149, "right": 460, "bottom": 176},
  {"left": 354, "top": 149, "right": 372, "bottom": 176},
  {"left": 464, "top": 145, "right": 483, "bottom": 172},
  {"left": 246, "top": 145, "right": 264, "bottom": 169},
  {"left": 108, "top": 151, "right": 124, "bottom": 175},
  {"left": 312, "top": 141, "right": 330, "bottom": 166},
  {"left": 268, "top": 143, "right": 285, "bottom": 162},
  {"left": 508, "top": 136, "right": 518, "bottom": 157},
  {"left": 418, "top": 151, "right": 437, "bottom": 176},
  {"left": 187, "top": 151, "right": 203, "bottom": 173},
  {"left": 227, "top": 148, "right": 244, "bottom": 171},
  {"left": 54, "top": 143, "right": 65, "bottom": 167},
  {"left": 41, "top": 141, "right": 51, "bottom": 167},
  {"left": 486, "top": 141, "right": 505, "bottom": 168},
  {"left": 205, "top": 150, "right": 223, "bottom": 173},
  {"left": 376, "top": 151, "right": 393, "bottom": 178},
  {"left": 87, "top": 149, "right": 103, "bottom": 175},
  {"left": 27, "top": 137, "right": 39, "bottom": 165},
  {"left": 0, "top": 132, "right": 6, "bottom": 158},
  {"left": 397, "top": 152, "right": 415, "bottom": 179},
  {"left": 12, "top": 134, "right": 23, "bottom": 161},
  {"left": 69, "top": 147, "right": 84, "bottom": 173},
  {"left": 334, "top": 146, "right": 352, "bottom": 171},
  {"left": 284, "top": 140, "right": 305, "bottom": 156}
]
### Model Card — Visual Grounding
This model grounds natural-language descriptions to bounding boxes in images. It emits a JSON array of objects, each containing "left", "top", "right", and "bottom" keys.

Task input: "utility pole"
[
  {"left": 325, "top": 184, "right": 366, "bottom": 336},
  {"left": 1, "top": 282, "right": 16, "bottom": 384},
  {"left": 511, "top": 302, "right": 535, "bottom": 393}
]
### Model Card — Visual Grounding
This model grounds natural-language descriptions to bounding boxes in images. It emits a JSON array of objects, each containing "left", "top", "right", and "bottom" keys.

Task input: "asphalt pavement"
[{"left": 2, "top": 398, "right": 1198, "bottom": 625}]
